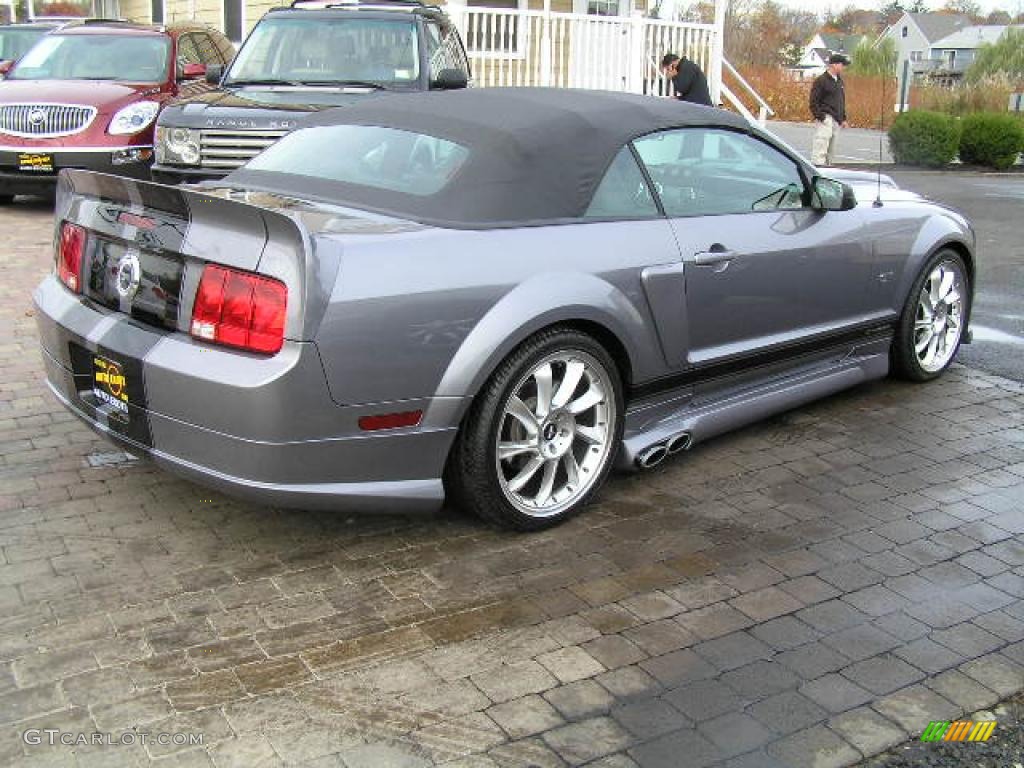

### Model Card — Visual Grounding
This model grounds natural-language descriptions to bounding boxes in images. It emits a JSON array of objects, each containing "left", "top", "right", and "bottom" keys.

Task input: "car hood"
[
  {"left": 0, "top": 79, "right": 160, "bottom": 114},
  {"left": 162, "top": 86, "right": 385, "bottom": 130}
]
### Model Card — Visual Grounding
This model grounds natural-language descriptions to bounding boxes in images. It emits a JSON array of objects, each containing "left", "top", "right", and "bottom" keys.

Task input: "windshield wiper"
[
  {"left": 225, "top": 78, "right": 305, "bottom": 87},
  {"left": 317, "top": 80, "right": 387, "bottom": 90}
]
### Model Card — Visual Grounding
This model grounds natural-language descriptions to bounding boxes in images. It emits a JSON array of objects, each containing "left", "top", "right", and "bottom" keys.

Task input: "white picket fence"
[{"left": 445, "top": 4, "right": 773, "bottom": 126}]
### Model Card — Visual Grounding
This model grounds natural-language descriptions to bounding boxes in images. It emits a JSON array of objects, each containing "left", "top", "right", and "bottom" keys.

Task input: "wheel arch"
[{"left": 435, "top": 273, "right": 652, "bottom": 424}]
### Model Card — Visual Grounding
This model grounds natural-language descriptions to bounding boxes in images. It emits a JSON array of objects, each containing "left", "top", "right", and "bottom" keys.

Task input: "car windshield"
[
  {"left": 8, "top": 33, "right": 170, "bottom": 81},
  {"left": 0, "top": 26, "right": 50, "bottom": 61},
  {"left": 245, "top": 125, "right": 469, "bottom": 196},
  {"left": 225, "top": 17, "right": 420, "bottom": 88}
]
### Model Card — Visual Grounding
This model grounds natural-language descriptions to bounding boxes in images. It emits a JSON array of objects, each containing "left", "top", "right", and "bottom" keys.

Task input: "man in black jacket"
[
  {"left": 661, "top": 53, "right": 712, "bottom": 106},
  {"left": 809, "top": 53, "right": 849, "bottom": 166}
]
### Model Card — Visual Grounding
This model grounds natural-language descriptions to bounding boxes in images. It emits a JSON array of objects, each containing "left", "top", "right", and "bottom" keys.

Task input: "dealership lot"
[{"left": 2, "top": 180, "right": 1024, "bottom": 767}]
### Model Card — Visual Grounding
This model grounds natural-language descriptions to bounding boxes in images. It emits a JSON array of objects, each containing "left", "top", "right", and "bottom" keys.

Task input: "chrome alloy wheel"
[
  {"left": 494, "top": 350, "right": 615, "bottom": 518},
  {"left": 914, "top": 259, "right": 966, "bottom": 373}
]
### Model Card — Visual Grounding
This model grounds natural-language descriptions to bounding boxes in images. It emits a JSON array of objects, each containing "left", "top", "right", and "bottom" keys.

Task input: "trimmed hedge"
[
  {"left": 888, "top": 111, "right": 961, "bottom": 168},
  {"left": 959, "top": 112, "right": 1024, "bottom": 170}
]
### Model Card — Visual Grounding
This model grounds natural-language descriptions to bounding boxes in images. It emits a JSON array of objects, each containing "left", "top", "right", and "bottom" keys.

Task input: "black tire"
[
  {"left": 891, "top": 248, "right": 970, "bottom": 382},
  {"left": 0, "top": 194, "right": 13, "bottom": 205},
  {"left": 448, "top": 327, "right": 624, "bottom": 531}
]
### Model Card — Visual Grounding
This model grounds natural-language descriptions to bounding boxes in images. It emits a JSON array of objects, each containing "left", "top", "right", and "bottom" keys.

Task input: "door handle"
[{"left": 693, "top": 249, "right": 736, "bottom": 267}]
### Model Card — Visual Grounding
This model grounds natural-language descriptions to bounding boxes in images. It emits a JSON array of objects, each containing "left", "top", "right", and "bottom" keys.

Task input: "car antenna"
[{"left": 873, "top": 66, "right": 887, "bottom": 208}]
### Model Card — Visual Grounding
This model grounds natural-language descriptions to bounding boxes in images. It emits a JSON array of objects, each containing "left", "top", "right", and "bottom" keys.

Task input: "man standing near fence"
[
  {"left": 809, "top": 53, "right": 850, "bottom": 167},
  {"left": 660, "top": 53, "right": 712, "bottom": 106}
]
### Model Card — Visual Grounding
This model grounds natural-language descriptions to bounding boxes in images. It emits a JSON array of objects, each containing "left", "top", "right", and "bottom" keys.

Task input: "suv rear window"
[
  {"left": 10, "top": 34, "right": 170, "bottom": 82},
  {"left": 245, "top": 125, "right": 468, "bottom": 196},
  {"left": 226, "top": 17, "right": 420, "bottom": 87}
]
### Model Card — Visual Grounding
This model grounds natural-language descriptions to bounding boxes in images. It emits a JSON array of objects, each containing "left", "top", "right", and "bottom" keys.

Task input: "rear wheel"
[
  {"left": 891, "top": 249, "right": 969, "bottom": 381},
  {"left": 450, "top": 328, "right": 623, "bottom": 531}
]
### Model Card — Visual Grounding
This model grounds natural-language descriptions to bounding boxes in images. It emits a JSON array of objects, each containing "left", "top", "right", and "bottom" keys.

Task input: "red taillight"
[
  {"left": 57, "top": 222, "right": 86, "bottom": 293},
  {"left": 191, "top": 264, "right": 287, "bottom": 354}
]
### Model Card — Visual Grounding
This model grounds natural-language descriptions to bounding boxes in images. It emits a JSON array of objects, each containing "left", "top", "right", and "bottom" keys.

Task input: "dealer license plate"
[
  {"left": 92, "top": 354, "right": 130, "bottom": 423},
  {"left": 18, "top": 153, "right": 54, "bottom": 172}
]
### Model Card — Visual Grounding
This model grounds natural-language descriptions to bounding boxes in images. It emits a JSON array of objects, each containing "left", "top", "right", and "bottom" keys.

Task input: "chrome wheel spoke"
[
  {"left": 929, "top": 270, "right": 942, "bottom": 306},
  {"left": 915, "top": 329, "right": 934, "bottom": 354},
  {"left": 567, "top": 386, "right": 604, "bottom": 415},
  {"left": 563, "top": 452, "right": 580, "bottom": 489},
  {"left": 534, "top": 459, "right": 557, "bottom": 506},
  {"left": 938, "top": 268, "right": 954, "bottom": 300},
  {"left": 552, "top": 360, "right": 585, "bottom": 409},
  {"left": 507, "top": 396, "right": 539, "bottom": 436},
  {"left": 498, "top": 441, "right": 537, "bottom": 461},
  {"left": 575, "top": 424, "right": 604, "bottom": 445},
  {"left": 533, "top": 363, "right": 554, "bottom": 420},
  {"left": 507, "top": 454, "right": 544, "bottom": 493},
  {"left": 923, "top": 333, "right": 940, "bottom": 366}
]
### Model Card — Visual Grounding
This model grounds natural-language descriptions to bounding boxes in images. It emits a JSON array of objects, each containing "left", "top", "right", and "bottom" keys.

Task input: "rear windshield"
[
  {"left": 0, "top": 27, "right": 49, "bottom": 61},
  {"left": 245, "top": 125, "right": 468, "bottom": 196},
  {"left": 9, "top": 33, "right": 169, "bottom": 82},
  {"left": 225, "top": 17, "right": 420, "bottom": 88}
]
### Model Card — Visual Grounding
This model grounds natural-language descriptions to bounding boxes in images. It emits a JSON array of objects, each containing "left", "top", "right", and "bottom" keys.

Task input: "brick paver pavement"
[{"left": 2, "top": 201, "right": 1023, "bottom": 767}]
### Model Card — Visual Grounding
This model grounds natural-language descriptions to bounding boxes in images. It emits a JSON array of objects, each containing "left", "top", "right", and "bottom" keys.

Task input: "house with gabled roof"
[
  {"left": 880, "top": 11, "right": 970, "bottom": 80},
  {"left": 790, "top": 31, "right": 868, "bottom": 80},
  {"left": 924, "top": 24, "right": 1021, "bottom": 81}
]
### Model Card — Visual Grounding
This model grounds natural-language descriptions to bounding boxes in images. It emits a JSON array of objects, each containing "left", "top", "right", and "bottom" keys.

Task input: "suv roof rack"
[{"left": 287, "top": 0, "right": 443, "bottom": 10}]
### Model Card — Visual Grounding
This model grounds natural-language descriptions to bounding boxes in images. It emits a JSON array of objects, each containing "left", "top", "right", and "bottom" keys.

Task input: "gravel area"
[{"left": 860, "top": 694, "right": 1024, "bottom": 767}]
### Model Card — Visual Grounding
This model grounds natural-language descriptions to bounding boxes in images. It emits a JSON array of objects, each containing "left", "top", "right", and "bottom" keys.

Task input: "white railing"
[
  {"left": 448, "top": 5, "right": 717, "bottom": 96},
  {"left": 722, "top": 58, "right": 775, "bottom": 126},
  {"left": 446, "top": 4, "right": 773, "bottom": 127}
]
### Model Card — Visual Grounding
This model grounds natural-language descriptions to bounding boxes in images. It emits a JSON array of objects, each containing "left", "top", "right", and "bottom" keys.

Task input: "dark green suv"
[{"left": 152, "top": 0, "right": 470, "bottom": 184}]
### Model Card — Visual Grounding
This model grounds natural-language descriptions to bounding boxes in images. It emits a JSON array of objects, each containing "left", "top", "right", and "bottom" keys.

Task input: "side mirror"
[
  {"left": 812, "top": 176, "right": 857, "bottom": 211},
  {"left": 431, "top": 68, "right": 468, "bottom": 90},
  {"left": 205, "top": 64, "right": 223, "bottom": 85},
  {"left": 182, "top": 63, "right": 207, "bottom": 80},
  {"left": 0, "top": 60, "right": 13, "bottom": 78}
]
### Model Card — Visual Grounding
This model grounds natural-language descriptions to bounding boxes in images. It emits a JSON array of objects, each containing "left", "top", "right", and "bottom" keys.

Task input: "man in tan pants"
[{"left": 809, "top": 54, "right": 849, "bottom": 167}]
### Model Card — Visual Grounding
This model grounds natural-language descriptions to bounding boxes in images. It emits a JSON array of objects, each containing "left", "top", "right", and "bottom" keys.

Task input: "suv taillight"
[
  {"left": 190, "top": 264, "right": 287, "bottom": 354},
  {"left": 57, "top": 222, "right": 86, "bottom": 293}
]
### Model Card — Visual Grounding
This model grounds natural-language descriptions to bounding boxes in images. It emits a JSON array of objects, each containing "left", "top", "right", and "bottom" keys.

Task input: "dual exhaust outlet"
[{"left": 635, "top": 431, "right": 691, "bottom": 469}]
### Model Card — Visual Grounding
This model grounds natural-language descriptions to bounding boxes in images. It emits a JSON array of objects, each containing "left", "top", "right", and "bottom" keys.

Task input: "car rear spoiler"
[{"left": 54, "top": 169, "right": 330, "bottom": 341}]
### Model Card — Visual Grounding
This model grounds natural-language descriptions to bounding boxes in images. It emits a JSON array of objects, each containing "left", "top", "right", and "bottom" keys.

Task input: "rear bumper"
[
  {"left": 0, "top": 146, "right": 152, "bottom": 195},
  {"left": 34, "top": 275, "right": 459, "bottom": 514}
]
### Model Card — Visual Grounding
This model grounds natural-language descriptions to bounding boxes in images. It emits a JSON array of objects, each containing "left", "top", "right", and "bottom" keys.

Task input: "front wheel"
[
  {"left": 450, "top": 328, "right": 624, "bottom": 531},
  {"left": 891, "top": 249, "right": 969, "bottom": 381}
]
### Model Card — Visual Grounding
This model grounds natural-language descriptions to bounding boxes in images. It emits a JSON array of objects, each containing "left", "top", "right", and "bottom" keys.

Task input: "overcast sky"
[{"left": 771, "top": 0, "right": 1023, "bottom": 17}]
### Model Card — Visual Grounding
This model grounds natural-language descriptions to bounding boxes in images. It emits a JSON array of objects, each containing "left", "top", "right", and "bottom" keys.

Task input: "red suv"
[{"left": 0, "top": 20, "right": 233, "bottom": 203}]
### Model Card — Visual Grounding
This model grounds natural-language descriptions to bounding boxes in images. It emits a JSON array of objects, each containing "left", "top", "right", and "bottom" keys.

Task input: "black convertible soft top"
[{"left": 224, "top": 87, "right": 768, "bottom": 227}]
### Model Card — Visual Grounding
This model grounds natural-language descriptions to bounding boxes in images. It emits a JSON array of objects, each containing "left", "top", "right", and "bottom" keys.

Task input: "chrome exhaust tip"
[
  {"left": 666, "top": 432, "right": 692, "bottom": 455},
  {"left": 636, "top": 444, "right": 668, "bottom": 469}
]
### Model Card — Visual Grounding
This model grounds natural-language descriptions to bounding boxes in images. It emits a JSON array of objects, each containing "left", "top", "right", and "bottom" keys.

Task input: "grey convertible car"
[{"left": 34, "top": 88, "right": 974, "bottom": 530}]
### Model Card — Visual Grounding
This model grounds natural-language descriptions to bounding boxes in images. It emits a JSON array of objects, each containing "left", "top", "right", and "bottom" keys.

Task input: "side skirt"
[{"left": 616, "top": 351, "right": 890, "bottom": 471}]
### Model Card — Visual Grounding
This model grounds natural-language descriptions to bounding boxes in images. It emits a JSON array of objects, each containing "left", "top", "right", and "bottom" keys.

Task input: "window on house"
[
  {"left": 224, "top": 0, "right": 244, "bottom": 44},
  {"left": 910, "top": 50, "right": 922, "bottom": 61},
  {"left": 587, "top": 0, "right": 620, "bottom": 15},
  {"left": 901, "top": 26, "right": 908, "bottom": 38}
]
